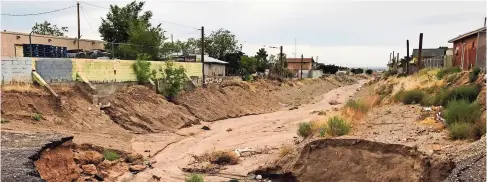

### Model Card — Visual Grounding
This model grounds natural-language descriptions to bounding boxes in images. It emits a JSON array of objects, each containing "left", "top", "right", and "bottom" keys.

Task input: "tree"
[
  {"left": 255, "top": 48, "right": 270, "bottom": 72},
  {"left": 99, "top": 1, "right": 156, "bottom": 58},
  {"left": 240, "top": 55, "right": 258, "bottom": 74},
  {"left": 156, "top": 61, "right": 187, "bottom": 99},
  {"left": 31, "top": 21, "right": 68, "bottom": 36},
  {"left": 318, "top": 64, "right": 348, "bottom": 74},
  {"left": 205, "top": 29, "right": 238, "bottom": 59},
  {"left": 119, "top": 20, "right": 164, "bottom": 60},
  {"left": 132, "top": 53, "right": 152, "bottom": 84},
  {"left": 365, "top": 69, "right": 373, "bottom": 75},
  {"left": 222, "top": 51, "right": 244, "bottom": 75}
]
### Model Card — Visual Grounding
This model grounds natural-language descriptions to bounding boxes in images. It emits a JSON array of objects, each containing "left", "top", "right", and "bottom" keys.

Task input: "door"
[{"left": 15, "top": 45, "right": 23, "bottom": 57}]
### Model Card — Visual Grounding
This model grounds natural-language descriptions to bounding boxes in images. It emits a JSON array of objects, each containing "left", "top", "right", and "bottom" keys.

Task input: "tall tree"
[
  {"left": 119, "top": 20, "right": 164, "bottom": 60},
  {"left": 255, "top": 48, "right": 270, "bottom": 72},
  {"left": 205, "top": 29, "right": 238, "bottom": 59},
  {"left": 99, "top": 1, "right": 156, "bottom": 58},
  {"left": 31, "top": 21, "right": 68, "bottom": 36}
]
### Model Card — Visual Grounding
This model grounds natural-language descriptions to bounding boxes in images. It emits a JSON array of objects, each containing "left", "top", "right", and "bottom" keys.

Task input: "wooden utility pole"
[
  {"left": 392, "top": 51, "right": 395, "bottom": 66},
  {"left": 201, "top": 26, "right": 205, "bottom": 86},
  {"left": 279, "top": 45, "right": 283, "bottom": 68},
  {"left": 418, "top": 33, "right": 423, "bottom": 69},
  {"left": 77, "top": 1, "right": 80, "bottom": 52},
  {"left": 406, "top": 40, "right": 410, "bottom": 74},
  {"left": 300, "top": 54, "right": 304, "bottom": 79},
  {"left": 397, "top": 53, "right": 399, "bottom": 69}
]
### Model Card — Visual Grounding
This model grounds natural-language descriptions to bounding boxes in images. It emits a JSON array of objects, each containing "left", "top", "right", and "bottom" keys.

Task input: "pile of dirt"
[
  {"left": 255, "top": 139, "right": 453, "bottom": 182},
  {"left": 175, "top": 82, "right": 281, "bottom": 122},
  {"left": 102, "top": 85, "right": 198, "bottom": 133}
]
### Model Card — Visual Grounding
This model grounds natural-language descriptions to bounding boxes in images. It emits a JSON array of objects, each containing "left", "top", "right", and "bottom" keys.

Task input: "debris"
[
  {"left": 226, "top": 128, "right": 233, "bottom": 132},
  {"left": 289, "top": 106, "right": 299, "bottom": 110},
  {"left": 81, "top": 164, "right": 97, "bottom": 175},
  {"left": 94, "top": 174, "right": 104, "bottom": 181},
  {"left": 100, "top": 102, "right": 111, "bottom": 109},
  {"left": 152, "top": 175, "right": 161, "bottom": 181},
  {"left": 423, "top": 107, "right": 432, "bottom": 112},
  {"left": 234, "top": 147, "right": 257, "bottom": 157},
  {"left": 328, "top": 100, "right": 340, "bottom": 105},
  {"left": 256, "top": 175, "right": 263, "bottom": 180},
  {"left": 201, "top": 126, "right": 210, "bottom": 130}
]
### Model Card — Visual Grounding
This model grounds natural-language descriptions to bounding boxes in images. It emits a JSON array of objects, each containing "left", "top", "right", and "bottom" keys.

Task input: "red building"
[{"left": 448, "top": 27, "right": 486, "bottom": 70}]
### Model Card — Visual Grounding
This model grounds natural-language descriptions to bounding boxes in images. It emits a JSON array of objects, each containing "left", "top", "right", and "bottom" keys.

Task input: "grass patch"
[
  {"left": 345, "top": 100, "right": 370, "bottom": 112},
  {"left": 437, "top": 67, "right": 461, "bottom": 79},
  {"left": 32, "top": 113, "right": 42, "bottom": 121},
  {"left": 185, "top": 174, "right": 204, "bottom": 182},
  {"left": 326, "top": 116, "right": 351, "bottom": 136},
  {"left": 1, "top": 118, "right": 9, "bottom": 124},
  {"left": 103, "top": 150, "right": 120, "bottom": 161},
  {"left": 469, "top": 67, "right": 481, "bottom": 83},
  {"left": 447, "top": 85, "right": 481, "bottom": 104},
  {"left": 279, "top": 145, "right": 293, "bottom": 157},
  {"left": 448, "top": 122, "right": 473, "bottom": 140},
  {"left": 375, "top": 84, "right": 394, "bottom": 96},
  {"left": 400, "top": 90, "right": 424, "bottom": 104},
  {"left": 195, "top": 151, "right": 239, "bottom": 165},
  {"left": 297, "top": 122, "right": 312, "bottom": 138},
  {"left": 442, "top": 100, "right": 481, "bottom": 125}
]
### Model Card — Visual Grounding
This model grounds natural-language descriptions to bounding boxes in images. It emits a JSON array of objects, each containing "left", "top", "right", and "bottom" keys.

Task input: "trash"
[
  {"left": 234, "top": 147, "right": 257, "bottom": 157},
  {"left": 422, "top": 107, "right": 432, "bottom": 112},
  {"left": 201, "top": 126, "right": 210, "bottom": 130},
  {"left": 256, "top": 175, "right": 263, "bottom": 180}
]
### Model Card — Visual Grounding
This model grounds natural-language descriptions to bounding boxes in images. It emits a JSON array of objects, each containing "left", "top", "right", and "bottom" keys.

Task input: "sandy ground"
[{"left": 125, "top": 81, "right": 366, "bottom": 182}]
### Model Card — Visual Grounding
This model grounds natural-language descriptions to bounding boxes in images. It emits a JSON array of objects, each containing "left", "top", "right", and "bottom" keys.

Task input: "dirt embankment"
[{"left": 101, "top": 85, "right": 198, "bottom": 133}]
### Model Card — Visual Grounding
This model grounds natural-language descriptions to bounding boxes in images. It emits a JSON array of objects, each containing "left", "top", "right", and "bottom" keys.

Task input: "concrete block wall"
[
  {"left": 36, "top": 58, "right": 73, "bottom": 83},
  {"left": 1, "top": 57, "right": 33, "bottom": 84}
]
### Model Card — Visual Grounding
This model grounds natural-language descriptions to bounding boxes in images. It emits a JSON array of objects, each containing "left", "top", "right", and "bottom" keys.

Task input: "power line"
[
  {"left": 80, "top": 2, "right": 109, "bottom": 10},
  {"left": 80, "top": 6, "right": 98, "bottom": 35},
  {"left": 1, "top": 5, "right": 76, "bottom": 16}
]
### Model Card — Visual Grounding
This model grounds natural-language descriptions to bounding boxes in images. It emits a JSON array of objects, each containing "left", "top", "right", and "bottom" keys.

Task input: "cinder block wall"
[
  {"left": 1, "top": 57, "right": 33, "bottom": 84},
  {"left": 36, "top": 58, "right": 73, "bottom": 83}
]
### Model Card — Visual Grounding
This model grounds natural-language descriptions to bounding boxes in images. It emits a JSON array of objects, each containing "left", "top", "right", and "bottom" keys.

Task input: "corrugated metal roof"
[
  {"left": 412, "top": 49, "right": 446, "bottom": 58},
  {"left": 197, "top": 55, "right": 228, "bottom": 64},
  {"left": 448, "top": 27, "right": 486, "bottom": 43}
]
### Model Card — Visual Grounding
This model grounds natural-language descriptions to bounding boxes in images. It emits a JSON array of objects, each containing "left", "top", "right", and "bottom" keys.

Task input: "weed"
[
  {"left": 400, "top": 90, "right": 424, "bottom": 104},
  {"left": 446, "top": 73, "right": 458, "bottom": 83},
  {"left": 442, "top": 100, "right": 481, "bottom": 125},
  {"left": 279, "top": 145, "right": 293, "bottom": 157},
  {"left": 185, "top": 174, "right": 204, "bottom": 182},
  {"left": 103, "top": 150, "right": 120, "bottom": 161},
  {"left": 447, "top": 85, "right": 481, "bottom": 104},
  {"left": 420, "top": 94, "right": 435, "bottom": 106},
  {"left": 32, "top": 113, "right": 42, "bottom": 121},
  {"left": 319, "top": 128, "right": 326, "bottom": 137},
  {"left": 326, "top": 116, "right": 351, "bottom": 136},
  {"left": 1, "top": 118, "right": 9, "bottom": 124},
  {"left": 469, "top": 67, "right": 481, "bottom": 83},
  {"left": 448, "top": 122, "right": 473, "bottom": 140},
  {"left": 297, "top": 122, "right": 312, "bottom": 137},
  {"left": 375, "top": 84, "right": 393, "bottom": 96},
  {"left": 132, "top": 54, "right": 152, "bottom": 84},
  {"left": 196, "top": 151, "right": 238, "bottom": 165},
  {"left": 345, "top": 100, "right": 369, "bottom": 112},
  {"left": 437, "top": 67, "right": 461, "bottom": 79}
]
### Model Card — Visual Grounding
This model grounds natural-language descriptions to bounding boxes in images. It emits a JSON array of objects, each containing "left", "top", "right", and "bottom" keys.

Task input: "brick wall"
[
  {"left": 1, "top": 57, "right": 33, "bottom": 84},
  {"left": 36, "top": 58, "right": 73, "bottom": 83}
]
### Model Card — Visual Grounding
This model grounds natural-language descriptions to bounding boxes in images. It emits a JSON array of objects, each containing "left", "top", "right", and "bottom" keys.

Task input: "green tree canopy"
[
  {"left": 205, "top": 29, "right": 238, "bottom": 59},
  {"left": 255, "top": 48, "right": 270, "bottom": 72},
  {"left": 32, "top": 21, "right": 68, "bottom": 36},
  {"left": 119, "top": 20, "right": 164, "bottom": 60}
]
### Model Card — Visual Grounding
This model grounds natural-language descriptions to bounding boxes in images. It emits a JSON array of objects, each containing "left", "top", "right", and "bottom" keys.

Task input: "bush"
[
  {"left": 32, "top": 113, "right": 42, "bottom": 121},
  {"left": 196, "top": 151, "right": 238, "bottom": 165},
  {"left": 186, "top": 174, "right": 204, "bottom": 182},
  {"left": 132, "top": 54, "right": 152, "bottom": 84},
  {"left": 442, "top": 100, "right": 481, "bottom": 125},
  {"left": 155, "top": 61, "right": 187, "bottom": 97},
  {"left": 447, "top": 85, "right": 480, "bottom": 104},
  {"left": 420, "top": 94, "right": 435, "bottom": 106},
  {"left": 448, "top": 122, "right": 473, "bottom": 140},
  {"left": 297, "top": 122, "right": 312, "bottom": 137},
  {"left": 365, "top": 69, "right": 373, "bottom": 75},
  {"left": 345, "top": 100, "right": 369, "bottom": 112},
  {"left": 326, "top": 116, "right": 351, "bottom": 136},
  {"left": 103, "top": 150, "right": 120, "bottom": 161},
  {"left": 436, "top": 67, "right": 461, "bottom": 79},
  {"left": 279, "top": 145, "right": 293, "bottom": 157},
  {"left": 469, "top": 67, "right": 481, "bottom": 83},
  {"left": 401, "top": 90, "right": 424, "bottom": 104},
  {"left": 242, "top": 74, "right": 253, "bottom": 81}
]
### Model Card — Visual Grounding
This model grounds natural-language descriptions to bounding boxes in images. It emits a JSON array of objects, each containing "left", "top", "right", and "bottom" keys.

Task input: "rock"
[
  {"left": 201, "top": 126, "right": 210, "bottom": 130},
  {"left": 226, "top": 128, "right": 233, "bottom": 132},
  {"left": 256, "top": 175, "right": 263, "bottom": 180},
  {"left": 88, "top": 107, "right": 92, "bottom": 111},
  {"left": 152, "top": 175, "right": 161, "bottom": 181},
  {"left": 94, "top": 174, "right": 104, "bottom": 181},
  {"left": 75, "top": 151, "right": 103, "bottom": 165},
  {"left": 100, "top": 170, "right": 109, "bottom": 178},
  {"left": 328, "top": 100, "right": 340, "bottom": 105},
  {"left": 129, "top": 164, "right": 147, "bottom": 172},
  {"left": 81, "top": 164, "right": 97, "bottom": 175}
]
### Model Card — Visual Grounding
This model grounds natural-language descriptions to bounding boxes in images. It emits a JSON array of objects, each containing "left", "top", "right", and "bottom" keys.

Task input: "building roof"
[
  {"left": 286, "top": 58, "right": 314, "bottom": 63},
  {"left": 448, "top": 27, "right": 486, "bottom": 43},
  {"left": 1, "top": 31, "right": 105, "bottom": 43},
  {"left": 412, "top": 48, "right": 446, "bottom": 58},
  {"left": 197, "top": 55, "right": 228, "bottom": 64}
]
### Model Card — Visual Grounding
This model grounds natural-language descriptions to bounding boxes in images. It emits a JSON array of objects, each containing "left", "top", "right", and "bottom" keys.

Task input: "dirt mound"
[
  {"left": 175, "top": 82, "right": 280, "bottom": 122},
  {"left": 255, "top": 139, "right": 453, "bottom": 182},
  {"left": 102, "top": 85, "right": 198, "bottom": 133}
]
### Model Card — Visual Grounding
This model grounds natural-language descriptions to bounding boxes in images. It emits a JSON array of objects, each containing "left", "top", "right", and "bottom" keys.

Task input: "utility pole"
[
  {"left": 406, "top": 40, "right": 410, "bottom": 74},
  {"left": 300, "top": 54, "right": 303, "bottom": 79},
  {"left": 392, "top": 51, "right": 395, "bottom": 66},
  {"left": 201, "top": 26, "right": 205, "bottom": 86},
  {"left": 397, "top": 53, "right": 399, "bottom": 69},
  {"left": 279, "top": 45, "right": 283, "bottom": 65},
  {"left": 418, "top": 33, "right": 423, "bottom": 69},
  {"left": 77, "top": 1, "right": 80, "bottom": 52}
]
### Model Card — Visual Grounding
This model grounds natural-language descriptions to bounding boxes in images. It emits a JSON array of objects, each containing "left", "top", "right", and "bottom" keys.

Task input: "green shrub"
[
  {"left": 442, "top": 100, "right": 481, "bottom": 125},
  {"left": 469, "top": 67, "right": 481, "bottom": 83},
  {"left": 436, "top": 67, "right": 461, "bottom": 79},
  {"left": 185, "top": 174, "right": 204, "bottom": 182},
  {"left": 365, "top": 69, "right": 373, "bottom": 75},
  {"left": 103, "top": 150, "right": 120, "bottom": 161},
  {"left": 158, "top": 61, "right": 187, "bottom": 97},
  {"left": 345, "top": 100, "right": 369, "bottom": 112},
  {"left": 445, "top": 73, "right": 459, "bottom": 83},
  {"left": 326, "top": 116, "right": 351, "bottom": 136},
  {"left": 297, "top": 122, "right": 312, "bottom": 137},
  {"left": 420, "top": 94, "right": 435, "bottom": 106},
  {"left": 401, "top": 90, "right": 424, "bottom": 104},
  {"left": 32, "top": 113, "right": 42, "bottom": 121},
  {"left": 242, "top": 74, "right": 253, "bottom": 81},
  {"left": 132, "top": 54, "right": 152, "bottom": 84},
  {"left": 448, "top": 122, "right": 473, "bottom": 140},
  {"left": 447, "top": 85, "right": 480, "bottom": 104}
]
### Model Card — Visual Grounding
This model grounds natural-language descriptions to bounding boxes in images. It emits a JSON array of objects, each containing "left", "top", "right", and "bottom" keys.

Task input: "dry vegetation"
[{"left": 194, "top": 150, "right": 239, "bottom": 165}]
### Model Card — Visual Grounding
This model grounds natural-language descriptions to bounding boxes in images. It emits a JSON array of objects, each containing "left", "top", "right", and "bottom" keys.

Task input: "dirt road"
[{"left": 128, "top": 81, "right": 366, "bottom": 182}]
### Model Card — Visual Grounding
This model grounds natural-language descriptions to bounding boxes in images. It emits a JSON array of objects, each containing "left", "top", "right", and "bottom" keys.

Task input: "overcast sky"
[{"left": 1, "top": 0, "right": 486, "bottom": 68}]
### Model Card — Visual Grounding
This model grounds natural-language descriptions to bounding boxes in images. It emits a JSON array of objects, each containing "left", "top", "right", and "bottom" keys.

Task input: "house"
[
  {"left": 197, "top": 55, "right": 228, "bottom": 76},
  {"left": 286, "top": 57, "right": 316, "bottom": 78},
  {"left": 448, "top": 27, "right": 486, "bottom": 70},
  {"left": 412, "top": 48, "right": 447, "bottom": 59},
  {"left": 1, "top": 31, "right": 105, "bottom": 57}
]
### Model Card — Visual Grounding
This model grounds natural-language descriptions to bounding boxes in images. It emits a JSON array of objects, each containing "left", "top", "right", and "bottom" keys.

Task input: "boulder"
[
  {"left": 129, "top": 164, "right": 147, "bottom": 172},
  {"left": 81, "top": 164, "right": 98, "bottom": 175}
]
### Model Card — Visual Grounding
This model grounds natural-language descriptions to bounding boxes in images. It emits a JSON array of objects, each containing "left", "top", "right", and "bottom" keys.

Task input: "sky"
[{"left": 1, "top": 0, "right": 486, "bottom": 68}]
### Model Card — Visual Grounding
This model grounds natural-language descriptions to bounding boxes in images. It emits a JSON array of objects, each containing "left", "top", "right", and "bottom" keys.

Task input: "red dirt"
[
  {"left": 34, "top": 142, "right": 80, "bottom": 182},
  {"left": 102, "top": 85, "right": 198, "bottom": 133}
]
